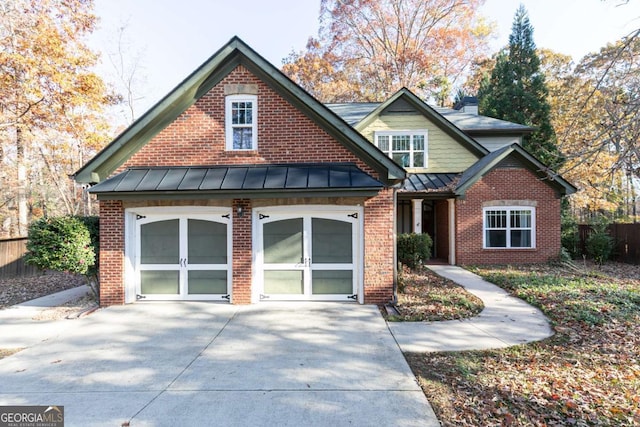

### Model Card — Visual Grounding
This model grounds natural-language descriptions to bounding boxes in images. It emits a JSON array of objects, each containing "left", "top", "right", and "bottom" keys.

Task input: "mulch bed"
[
  {"left": 0, "top": 271, "right": 86, "bottom": 309},
  {"left": 385, "top": 266, "right": 484, "bottom": 321}
]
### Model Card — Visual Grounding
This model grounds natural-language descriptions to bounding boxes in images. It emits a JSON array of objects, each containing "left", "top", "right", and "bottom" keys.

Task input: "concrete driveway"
[{"left": 0, "top": 302, "right": 438, "bottom": 426}]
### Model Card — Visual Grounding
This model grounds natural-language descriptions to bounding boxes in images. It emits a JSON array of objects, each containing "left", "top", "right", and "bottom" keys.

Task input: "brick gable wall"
[
  {"left": 97, "top": 65, "right": 395, "bottom": 306},
  {"left": 125, "top": 66, "right": 376, "bottom": 174},
  {"left": 455, "top": 167, "right": 561, "bottom": 265}
]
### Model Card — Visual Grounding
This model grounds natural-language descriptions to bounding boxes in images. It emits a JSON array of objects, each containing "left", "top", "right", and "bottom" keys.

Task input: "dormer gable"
[{"left": 353, "top": 89, "right": 488, "bottom": 174}]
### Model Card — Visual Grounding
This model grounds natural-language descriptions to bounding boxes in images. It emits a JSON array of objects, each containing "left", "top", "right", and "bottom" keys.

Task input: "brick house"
[
  {"left": 327, "top": 89, "right": 576, "bottom": 265},
  {"left": 74, "top": 37, "right": 575, "bottom": 307}
]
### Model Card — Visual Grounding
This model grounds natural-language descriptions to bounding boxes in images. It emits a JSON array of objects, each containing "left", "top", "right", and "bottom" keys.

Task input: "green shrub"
[
  {"left": 25, "top": 216, "right": 96, "bottom": 275},
  {"left": 561, "top": 212, "right": 580, "bottom": 258},
  {"left": 75, "top": 216, "right": 99, "bottom": 277},
  {"left": 397, "top": 233, "right": 433, "bottom": 269},
  {"left": 585, "top": 218, "right": 615, "bottom": 265}
]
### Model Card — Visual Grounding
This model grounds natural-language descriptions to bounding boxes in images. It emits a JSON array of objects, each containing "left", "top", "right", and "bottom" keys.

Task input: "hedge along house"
[
  {"left": 328, "top": 90, "right": 576, "bottom": 265},
  {"left": 74, "top": 37, "right": 405, "bottom": 306}
]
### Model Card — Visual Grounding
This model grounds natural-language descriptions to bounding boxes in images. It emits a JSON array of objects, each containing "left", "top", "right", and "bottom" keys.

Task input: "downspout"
[
  {"left": 391, "top": 187, "right": 399, "bottom": 305},
  {"left": 448, "top": 198, "right": 456, "bottom": 265}
]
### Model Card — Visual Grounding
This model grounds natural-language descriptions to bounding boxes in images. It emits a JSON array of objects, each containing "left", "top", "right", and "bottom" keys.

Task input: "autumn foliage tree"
[
  {"left": 282, "top": 0, "right": 493, "bottom": 104},
  {"left": 0, "top": 0, "right": 114, "bottom": 237},
  {"left": 548, "top": 36, "right": 640, "bottom": 219}
]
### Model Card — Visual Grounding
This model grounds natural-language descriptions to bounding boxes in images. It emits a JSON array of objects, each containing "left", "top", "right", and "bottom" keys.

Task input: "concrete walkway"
[
  {"left": 0, "top": 285, "right": 92, "bottom": 348},
  {"left": 388, "top": 265, "right": 554, "bottom": 352}
]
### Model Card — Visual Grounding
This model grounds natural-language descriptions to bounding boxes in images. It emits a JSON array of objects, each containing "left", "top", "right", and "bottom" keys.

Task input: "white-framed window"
[
  {"left": 374, "top": 131, "right": 428, "bottom": 168},
  {"left": 483, "top": 207, "right": 535, "bottom": 249},
  {"left": 225, "top": 94, "right": 257, "bottom": 150}
]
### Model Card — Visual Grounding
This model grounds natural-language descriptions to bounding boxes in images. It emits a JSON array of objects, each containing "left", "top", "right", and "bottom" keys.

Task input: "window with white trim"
[
  {"left": 483, "top": 207, "right": 535, "bottom": 248},
  {"left": 225, "top": 95, "right": 257, "bottom": 150},
  {"left": 374, "top": 131, "right": 427, "bottom": 168}
]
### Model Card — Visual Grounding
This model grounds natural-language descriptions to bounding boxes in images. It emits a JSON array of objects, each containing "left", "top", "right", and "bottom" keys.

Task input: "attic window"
[
  {"left": 374, "top": 131, "right": 427, "bottom": 168},
  {"left": 226, "top": 94, "right": 257, "bottom": 150}
]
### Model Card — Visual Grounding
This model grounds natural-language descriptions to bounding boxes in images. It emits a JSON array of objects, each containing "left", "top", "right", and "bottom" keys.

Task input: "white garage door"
[
  {"left": 255, "top": 207, "right": 362, "bottom": 302},
  {"left": 133, "top": 211, "right": 232, "bottom": 301}
]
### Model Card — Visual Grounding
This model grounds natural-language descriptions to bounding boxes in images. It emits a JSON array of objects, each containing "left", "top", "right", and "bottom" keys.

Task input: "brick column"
[
  {"left": 98, "top": 200, "right": 125, "bottom": 306},
  {"left": 231, "top": 198, "right": 252, "bottom": 304}
]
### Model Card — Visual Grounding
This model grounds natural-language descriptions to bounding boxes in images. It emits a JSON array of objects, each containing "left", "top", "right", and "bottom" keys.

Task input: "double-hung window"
[
  {"left": 484, "top": 207, "right": 535, "bottom": 248},
  {"left": 226, "top": 95, "right": 257, "bottom": 150},
  {"left": 374, "top": 131, "right": 427, "bottom": 168}
]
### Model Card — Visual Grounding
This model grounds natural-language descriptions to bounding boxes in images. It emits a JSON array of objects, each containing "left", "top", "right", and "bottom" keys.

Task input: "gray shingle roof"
[
  {"left": 88, "top": 164, "right": 383, "bottom": 194},
  {"left": 326, "top": 103, "right": 534, "bottom": 134}
]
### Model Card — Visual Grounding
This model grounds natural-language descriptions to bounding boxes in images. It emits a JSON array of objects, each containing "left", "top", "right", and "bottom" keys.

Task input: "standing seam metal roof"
[
  {"left": 87, "top": 163, "right": 383, "bottom": 194},
  {"left": 400, "top": 173, "right": 459, "bottom": 193}
]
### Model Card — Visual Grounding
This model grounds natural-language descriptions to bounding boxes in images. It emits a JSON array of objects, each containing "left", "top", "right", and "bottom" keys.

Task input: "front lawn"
[{"left": 405, "top": 263, "right": 640, "bottom": 426}]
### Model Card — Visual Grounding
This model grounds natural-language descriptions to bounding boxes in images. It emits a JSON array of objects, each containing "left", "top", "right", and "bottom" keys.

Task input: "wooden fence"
[
  {"left": 0, "top": 237, "right": 39, "bottom": 279},
  {"left": 579, "top": 223, "right": 640, "bottom": 265}
]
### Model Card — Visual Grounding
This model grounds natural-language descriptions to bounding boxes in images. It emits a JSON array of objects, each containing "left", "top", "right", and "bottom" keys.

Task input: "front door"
[
  {"left": 135, "top": 213, "right": 231, "bottom": 301},
  {"left": 256, "top": 208, "right": 361, "bottom": 301}
]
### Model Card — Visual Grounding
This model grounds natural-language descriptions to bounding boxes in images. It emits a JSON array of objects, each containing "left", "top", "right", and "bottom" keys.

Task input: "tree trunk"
[{"left": 16, "top": 127, "right": 28, "bottom": 237}]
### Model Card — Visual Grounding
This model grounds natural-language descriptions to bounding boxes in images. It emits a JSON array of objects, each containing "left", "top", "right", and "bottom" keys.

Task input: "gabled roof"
[
  {"left": 435, "top": 108, "right": 535, "bottom": 135},
  {"left": 350, "top": 88, "right": 489, "bottom": 159},
  {"left": 74, "top": 37, "right": 405, "bottom": 185},
  {"left": 326, "top": 96, "right": 534, "bottom": 135},
  {"left": 455, "top": 143, "right": 576, "bottom": 196},
  {"left": 88, "top": 164, "right": 383, "bottom": 199}
]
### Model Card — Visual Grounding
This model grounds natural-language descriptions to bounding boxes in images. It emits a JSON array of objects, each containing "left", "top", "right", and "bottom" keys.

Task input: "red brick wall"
[
  {"left": 231, "top": 198, "right": 252, "bottom": 304},
  {"left": 97, "top": 65, "right": 395, "bottom": 306},
  {"left": 363, "top": 188, "right": 395, "bottom": 304},
  {"left": 455, "top": 168, "right": 562, "bottom": 265},
  {"left": 124, "top": 65, "right": 376, "bottom": 175},
  {"left": 98, "top": 200, "right": 125, "bottom": 306}
]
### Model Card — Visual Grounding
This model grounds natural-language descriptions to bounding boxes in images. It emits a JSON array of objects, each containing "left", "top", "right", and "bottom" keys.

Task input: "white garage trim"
[
  {"left": 252, "top": 205, "right": 364, "bottom": 304},
  {"left": 124, "top": 206, "right": 232, "bottom": 303}
]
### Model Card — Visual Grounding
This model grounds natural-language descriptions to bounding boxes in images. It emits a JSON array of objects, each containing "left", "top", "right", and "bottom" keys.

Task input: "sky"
[{"left": 89, "top": 0, "right": 640, "bottom": 116}]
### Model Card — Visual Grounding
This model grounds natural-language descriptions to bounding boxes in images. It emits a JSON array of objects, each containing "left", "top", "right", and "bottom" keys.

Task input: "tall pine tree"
[{"left": 479, "top": 5, "right": 563, "bottom": 168}]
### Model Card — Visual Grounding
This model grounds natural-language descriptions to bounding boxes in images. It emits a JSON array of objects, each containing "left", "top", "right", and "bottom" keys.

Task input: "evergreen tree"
[{"left": 479, "top": 5, "right": 563, "bottom": 168}]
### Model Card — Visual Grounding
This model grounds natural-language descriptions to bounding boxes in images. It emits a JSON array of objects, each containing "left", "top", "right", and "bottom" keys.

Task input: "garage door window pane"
[
  {"left": 141, "top": 270, "right": 179, "bottom": 294},
  {"left": 188, "top": 219, "right": 227, "bottom": 264},
  {"left": 264, "top": 270, "right": 303, "bottom": 294},
  {"left": 312, "top": 270, "right": 352, "bottom": 294},
  {"left": 141, "top": 220, "right": 179, "bottom": 264},
  {"left": 264, "top": 219, "right": 303, "bottom": 263},
  {"left": 312, "top": 218, "right": 352, "bottom": 263},
  {"left": 188, "top": 270, "right": 227, "bottom": 294}
]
